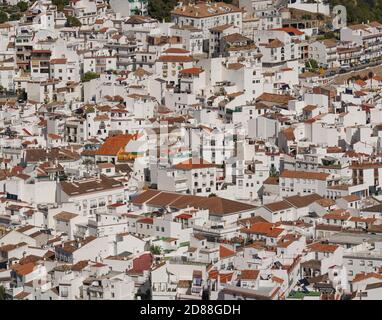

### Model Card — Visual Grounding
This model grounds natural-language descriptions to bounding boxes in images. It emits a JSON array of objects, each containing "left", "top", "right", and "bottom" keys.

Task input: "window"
[
  {"left": 348, "top": 260, "right": 353, "bottom": 266},
  {"left": 60, "top": 287, "right": 68, "bottom": 298}
]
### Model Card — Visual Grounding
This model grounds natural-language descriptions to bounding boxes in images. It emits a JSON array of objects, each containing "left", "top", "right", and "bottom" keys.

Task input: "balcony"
[
  {"left": 174, "top": 174, "right": 188, "bottom": 182},
  {"left": 88, "top": 285, "right": 104, "bottom": 293},
  {"left": 175, "top": 182, "right": 188, "bottom": 192},
  {"left": 191, "top": 287, "right": 202, "bottom": 295},
  {"left": 152, "top": 285, "right": 177, "bottom": 293},
  {"left": 177, "top": 293, "right": 202, "bottom": 300},
  {"left": 193, "top": 223, "right": 239, "bottom": 236}
]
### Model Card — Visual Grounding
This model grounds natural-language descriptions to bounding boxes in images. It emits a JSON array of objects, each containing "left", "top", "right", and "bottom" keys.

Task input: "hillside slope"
[
  {"left": 328, "top": 0, "right": 380, "bottom": 24},
  {"left": 147, "top": 0, "right": 234, "bottom": 22},
  {"left": 147, "top": 0, "right": 381, "bottom": 24}
]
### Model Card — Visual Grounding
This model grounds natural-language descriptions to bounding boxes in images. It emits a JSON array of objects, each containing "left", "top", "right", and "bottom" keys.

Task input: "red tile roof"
[
  {"left": 271, "top": 276, "right": 284, "bottom": 284},
  {"left": 219, "top": 245, "right": 235, "bottom": 259},
  {"left": 176, "top": 213, "right": 193, "bottom": 219},
  {"left": 11, "top": 262, "right": 36, "bottom": 276},
  {"left": 50, "top": 58, "right": 67, "bottom": 64},
  {"left": 323, "top": 209, "right": 350, "bottom": 221},
  {"left": 96, "top": 134, "right": 136, "bottom": 156},
  {"left": 272, "top": 27, "right": 304, "bottom": 35},
  {"left": 240, "top": 269, "right": 260, "bottom": 280},
  {"left": 130, "top": 253, "right": 153, "bottom": 273},
  {"left": 179, "top": 67, "right": 203, "bottom": 75},
  {"left": 158, "top": 55, "right": 193, "bottom": 63},
  {"left": 173, "top": 158, "right": 216, "bottom": 170},
  {"left": 137, "top": 217, "right": 154, "bottom": 224},
  {"left": 132, "top": 190, "right": 256, "bottom": 216},
  {"left": 220, "top": 272, "right": 234, "bottom": 283},
  {"left": 353, "top": 272, "right": 382, "bottom": 283},
  {"left": 308, "top": 242, "right": 338, "bottom": 253},
  {"left": 163, "top": 48, "right": 190, "bottom": 54},
  {"left": 241, "top": 222, "right": 284, "bottom": 238},
  {"left": 280, "top": 170, "right": 329, "bottom": 181}
]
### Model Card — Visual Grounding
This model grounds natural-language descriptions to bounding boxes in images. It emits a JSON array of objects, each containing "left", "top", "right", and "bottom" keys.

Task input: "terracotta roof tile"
[
  {"left": 173, "top": 158, "right": 216, "bottom": 170},
  {"left": 240, "top": 269, "right": 260, "bottom": 280},
  {"left": 308, "top": 242, "right": 338, "bottom": 253},
  {"left": 219, "top": 245, "right": 235, "bottom": 259},
  {"left": 95, "top": 134, "right": 136, "bottom": 156},
  {"left": 280, "top": 170, "right": 329, "bottom": 181},
  {"left": 158, "top": 55, "right": 193, "bottom": 63}
]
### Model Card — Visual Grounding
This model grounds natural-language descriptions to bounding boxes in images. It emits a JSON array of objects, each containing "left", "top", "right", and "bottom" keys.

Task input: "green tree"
[
  {"left": 52, "top": 0, "right": 69, "bottom": 11},
  {"left": 0, "top": 285, "right": 6, "bottom": 300},
  {"left": 81, "top": 71, "right": 100, "bottom": 82},
  {"left": 9, "top": 13, "right": 22, "bottom": 21},
  {"left": 82, "top": 158, "right": 94, "bottom": 172},
  {"left": 305, "top": 59, "right": 319, "bottom": 71},
  {"left": 17, "top": 1, "right": 29, "bottom": 12},
  {"left": 18, "top": 89, "right": 27, "bottom": 101},
  {"left": 316, "top": 31, "right": 337, "bottom": 41},
  {"left": 329, "top": 0, "right": 382, "bottom": 24},
  {"left": 150, "top": 245, "right": 161, "bottom": 255},
  {"left": 148, "top": 0, "right": 239, "bottom": 22},
  {"left": 66, "top": 15, "right": 82, "bottom": 27},
  {"left": 0, "top": 11, "right": 8, "bottom": 24},
  {"left": 269, "top": 166, "right": 279, "bottom": 178},
  {"left": 148, "top": 0, "right": 177, "bottom": 22},
  {"left": 131, "top": 7, "right": 141, "bottom": 15},
  {"left": 85, "top": 106, "right": 95, "bottom": 113}
]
